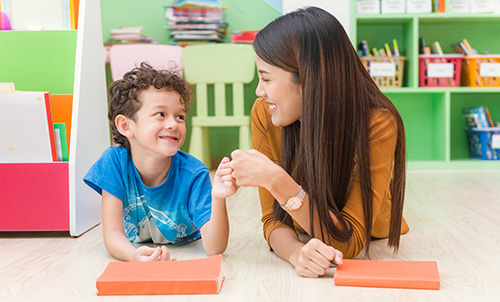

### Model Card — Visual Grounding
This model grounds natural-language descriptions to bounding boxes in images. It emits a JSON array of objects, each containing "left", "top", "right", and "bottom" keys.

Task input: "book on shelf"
[
  {"left": 393, "top": 39, "right": 400, "bottom": 56},
  {"left": 96, "top": 255, "right": 225, "bottom": 295},
  {"left": 423, "top": 46, "right": 432, "bottom": 55},
  {"left": 51, "top": 94, "right": 73, "bottom": 151},
  {"left": 459, "top": 41, "right": 472, "bottom": 55},
  {"left": 105, "top": 26, "right": 157, "bottom": 45},
  {"left": 165, "top": 5, "right": 223, "bottom": 21},
  {"left": 453, "top": 38, "right": 478, "bottom": 56},
  {"left": 334, "top": 259, "right": 440, "bottom": 290},
  {"left": 484, "top": 107, "right": 495, "bottom": 127},
  {"left": 462, "top": 106, "right": 493, "bottom": 128},
  {"left": 461, "top": 38, "right": 476, "bottom": 54},
  {"left": 170, "top": 40, "right": 215, "bottom": 47},
  {"left": 173, "top": 32, "right": 221, "bottom": 41},
  {"left": 357, "top": 39, "right": 402, "bottom": 58},
  {"left": 167, "top": 23, "right": 219, "bottom": 30},
  {"left": 432, "top": 0, "right": 446, "bottom": 12},
  {"left": 0, "top": 0, "right": 78, "bottom": 30},
  {"left": 0, "top": 88, "right": 58, "bottom": 163},
  {"left": 419, "top": 36, "right": 426, "bottom": 54},
  {"left": 358, "top": 40, "right": 370, "bottom": 57},
  {"left": 430, "top": 41, "right": 444, "bottom": 55},
  {"left": 53, "top": 123, "right": 69, "bottom": 162},
  {"left": 172, "top": 0, "right": 223, "bottom": 7},
  {"left": 69, "top": 0, "right": 79, "bottom": 29},
  {"left": 231, "top": 30, "right": 259, "bottom": 44}
]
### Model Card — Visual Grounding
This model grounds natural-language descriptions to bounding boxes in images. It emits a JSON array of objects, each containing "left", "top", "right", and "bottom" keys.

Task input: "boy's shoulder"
[
  {"left": 101, "top": 145, "right": 129, "bottom": 160},
  {"left": 174, "top": 150, "right": 209, "bottom": 173}
]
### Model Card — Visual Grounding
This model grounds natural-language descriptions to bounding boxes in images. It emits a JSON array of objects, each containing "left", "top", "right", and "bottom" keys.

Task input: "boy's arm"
[
  {"left": 102, "top": 190, "right": 168, "bottom": 261},
  {"left": 199, "top": 196, "right": 229, "bottom": 255},
  {"left": 199, "top": 157, "right": 237, "bottom": 255}
]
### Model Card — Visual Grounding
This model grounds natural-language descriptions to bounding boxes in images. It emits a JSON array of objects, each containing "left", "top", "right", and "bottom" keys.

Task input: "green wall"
[
  {"left": 0, "top": 31, "right": 77, "bottom": 94},
  {"left": 100, "top": 0, "right": 281, "bottom": 160}
]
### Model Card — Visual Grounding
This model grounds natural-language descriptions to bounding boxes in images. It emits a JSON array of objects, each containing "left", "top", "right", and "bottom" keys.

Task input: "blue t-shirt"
[{"left": 83, "top": 146, "right": 212, "bottom": 245}]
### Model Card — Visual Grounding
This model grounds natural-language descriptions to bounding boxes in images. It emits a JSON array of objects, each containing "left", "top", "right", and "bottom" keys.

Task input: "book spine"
[
  {"left": 97, "top": 280, "right": 218, "bottom": 295},
  {"left": 334, "top": 276, "right": 440, "bottom": 290},
  {"left": 476, "top": 106, "right": 490, "bottom": 128},
  {"left": 45, "top": 93, "right": 58, "bottom": 162}
]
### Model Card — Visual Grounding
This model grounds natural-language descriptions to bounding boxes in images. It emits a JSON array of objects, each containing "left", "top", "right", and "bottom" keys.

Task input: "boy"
[{"left": 84, "top": 63, "right": 237, "bottom": 261}]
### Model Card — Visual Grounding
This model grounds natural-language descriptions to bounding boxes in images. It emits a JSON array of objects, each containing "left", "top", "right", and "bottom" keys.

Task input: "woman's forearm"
[{"left": 268, "top": 227, "right": 304, "bottom": 266}]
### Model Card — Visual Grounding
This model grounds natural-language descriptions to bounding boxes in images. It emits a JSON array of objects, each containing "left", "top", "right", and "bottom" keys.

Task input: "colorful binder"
[
  {"left": 96, "top": 255, "right": 225, "bottom": 295},
  {"left": 51, "top": 94, "right": 73, "bottom": 150},
  {"left": 0, "top": 89, "right": 58, "bottom": 163},
  {"left": 334, "top": 259, "right": 440, "bottom": 290},
  {"left": 69, "top": 0, "right": 79, "bottom": 29},
  {"left": 54, "top": 123, "right": 69, "bottom": 161}
]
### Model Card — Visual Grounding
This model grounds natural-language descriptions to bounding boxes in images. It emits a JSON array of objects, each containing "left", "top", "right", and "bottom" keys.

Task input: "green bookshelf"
[{"left": 351, "top": 5, "right": 500, "bottom": 170}]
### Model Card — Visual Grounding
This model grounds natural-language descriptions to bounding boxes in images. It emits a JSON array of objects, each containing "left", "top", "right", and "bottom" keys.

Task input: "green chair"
[{"left": 182, "top": 44, "right": 256, "bottom": 169}]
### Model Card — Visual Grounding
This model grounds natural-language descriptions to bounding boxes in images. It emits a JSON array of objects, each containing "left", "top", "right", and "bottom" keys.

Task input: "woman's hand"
[
  {"left": 212, "top": 157, "right": 238, "bottom": 200},
  {"left": 289, "top": 238, "right": 344, "bottom": 278},
  {"left": 130, "top": 246, "right": 171, "bottom": 261},
  {"left": 230, "top": 149, "right": 281, "bottom": 189}
]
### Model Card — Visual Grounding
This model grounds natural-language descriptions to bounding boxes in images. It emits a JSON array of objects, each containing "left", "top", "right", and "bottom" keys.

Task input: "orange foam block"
[
  {"left": 334, "top": 259, "right": 440, "bottom": 290},
  {"left": 96, "top": 255, "right": 225, "bottom": 295}
]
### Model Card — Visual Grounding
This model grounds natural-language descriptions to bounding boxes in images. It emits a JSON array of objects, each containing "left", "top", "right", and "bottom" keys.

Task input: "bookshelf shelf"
[
  {"left": 381, "top": 87, "right": 500, "bottom": 93},
  {"left": 355, "top": 13, "right": 500, "bottom": 21},
  {"left": 352, "top": 5, "right": 500, "bottom": 170},
  {"left": 0, "top": 0, "right": 110, "bottom": 235}
]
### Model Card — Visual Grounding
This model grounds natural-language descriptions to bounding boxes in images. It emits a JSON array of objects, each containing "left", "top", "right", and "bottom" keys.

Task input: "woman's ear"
[{"left": 115, "top": 114, "right": 134, "bottom": 138}]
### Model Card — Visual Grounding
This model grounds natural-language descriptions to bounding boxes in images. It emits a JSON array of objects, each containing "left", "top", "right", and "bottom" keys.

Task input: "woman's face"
[{"left": 255, "top": 55, "right": 302, "bottom": 127}]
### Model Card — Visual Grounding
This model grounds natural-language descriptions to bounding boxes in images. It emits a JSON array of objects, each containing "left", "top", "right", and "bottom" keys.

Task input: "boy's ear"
[{"left": 115, "top": 114, "right": 134, "bottom": 138}]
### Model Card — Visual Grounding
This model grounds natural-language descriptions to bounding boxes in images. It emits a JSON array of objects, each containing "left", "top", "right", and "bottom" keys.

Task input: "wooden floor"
[{"left": 2, "top": 171, "right": 500, "bottom": 301}]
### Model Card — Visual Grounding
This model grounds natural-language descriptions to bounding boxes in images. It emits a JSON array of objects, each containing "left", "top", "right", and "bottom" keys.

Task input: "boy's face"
[{"left": 126, "top": 87, "right": 187, "bottom": 160}]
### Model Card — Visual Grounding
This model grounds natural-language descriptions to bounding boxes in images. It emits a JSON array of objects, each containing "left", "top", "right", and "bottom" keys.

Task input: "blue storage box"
[{"left": 466, "top": 128, "right": 500, "bottom": 160}]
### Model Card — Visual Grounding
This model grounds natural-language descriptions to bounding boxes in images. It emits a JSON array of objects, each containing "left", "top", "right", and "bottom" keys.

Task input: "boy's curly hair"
[{"left": 108, "top": 62, "right": 193, "bottom": 150}]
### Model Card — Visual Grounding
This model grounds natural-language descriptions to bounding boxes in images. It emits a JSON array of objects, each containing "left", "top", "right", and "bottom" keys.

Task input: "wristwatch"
[{"left": 280, "top": 186, "right": 306, "bottom": 211}]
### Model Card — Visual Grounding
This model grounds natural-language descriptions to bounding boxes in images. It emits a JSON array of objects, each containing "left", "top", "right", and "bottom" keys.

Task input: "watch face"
[{"left": 287, "top": 196, "right": 302, "bottom": 210}]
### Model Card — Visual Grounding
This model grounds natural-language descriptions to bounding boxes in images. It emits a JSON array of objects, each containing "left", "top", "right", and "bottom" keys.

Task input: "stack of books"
[
  {"left": 104, "top": 26, "right": 157, "bottom": 46},
  {"left": 164, "top": 0, "right": 227, "bottom": 46},
  {"left": 462, "top": 106, "right": 497, "bottom": 129},
  {"left": 419, "top": 37, "right": 446, "bottom": 55},
  {"left": 357, "top": 39, "right": 401, "bottom": 57},
  {"left": 452, "top": 38, "right": 479, "bottom": 56}
]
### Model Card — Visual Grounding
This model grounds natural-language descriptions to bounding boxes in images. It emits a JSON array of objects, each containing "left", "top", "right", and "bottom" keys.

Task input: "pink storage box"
[{"left": 419, "top": 54, "right": 464, "bottom": 87}]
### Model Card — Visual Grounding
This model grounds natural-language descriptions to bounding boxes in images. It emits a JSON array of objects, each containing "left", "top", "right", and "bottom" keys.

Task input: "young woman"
[{"left": 229, "top": 7, "right": 409, "bottom": 277}]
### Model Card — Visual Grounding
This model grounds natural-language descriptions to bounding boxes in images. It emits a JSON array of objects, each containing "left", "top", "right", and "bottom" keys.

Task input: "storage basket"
[
  {"left": 466, "top": 127, "right": 500, "bottom": 160},
  {"left": 461, "top": 55, "right": 500, "bottom": 87},
  {"left": 360, "top": 56, "right": 406, "bottom": 88},
  {"left": 419, "top": 54, "right": 464, "bottom": 87}
]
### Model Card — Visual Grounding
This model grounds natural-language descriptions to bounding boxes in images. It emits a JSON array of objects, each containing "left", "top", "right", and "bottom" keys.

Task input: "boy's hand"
[
  {"left": 212, "top": 157, "right": 238, "bottom": 200},
  {"left": 131, "top": 246, "right": 171, "bottom": 261}
]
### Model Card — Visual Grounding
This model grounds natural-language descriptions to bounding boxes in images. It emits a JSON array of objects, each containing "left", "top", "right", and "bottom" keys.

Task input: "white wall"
[{"left": 282, "top": 0, "right": 351, "bottom": 36}]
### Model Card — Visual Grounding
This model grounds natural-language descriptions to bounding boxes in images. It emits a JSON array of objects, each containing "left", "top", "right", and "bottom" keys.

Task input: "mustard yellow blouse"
[{"left": 251, "top": 98, "right": 409, "bottom": 259}]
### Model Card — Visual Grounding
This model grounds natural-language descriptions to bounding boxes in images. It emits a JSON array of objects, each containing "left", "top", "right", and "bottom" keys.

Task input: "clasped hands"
[
  {"left": 224, "top": 149, "right": 278, "bottom": 189},
  {"left": 222, "top": 149, "right": 344, "bottom": 278}
]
